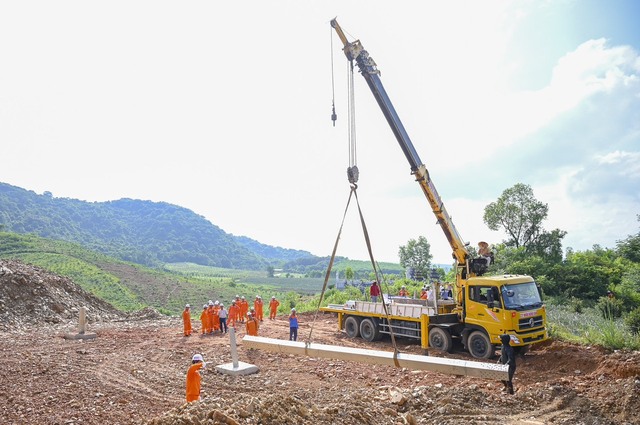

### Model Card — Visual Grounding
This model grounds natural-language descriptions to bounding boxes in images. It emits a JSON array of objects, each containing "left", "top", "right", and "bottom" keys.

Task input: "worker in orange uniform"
[
  {"left": 199, "top": 304, "right": 209, "bottom": 335},
  {"left": 186, "top": 354, "right": 206, "bottom": 402},
  {"left": 206, "top": 301, "right": 215, "bottom": 334},
  {"left": 239, "top": 296, "right": 249, "bottom": 323},
  {"left": 398, "top": 285, "right": 409, "bottom": 297},
  {"left": 228, "top": 301, "right": 239, "bottom": 328},
  {"left": 420, "top": 286, "right": 428, "bottom": 300},
  {"left": 182, "top": 304, "right": 192, "bottom": 336},
  {"left": 245, "top": 310, "right": 259, "bottom": 336},
  {"left": 254, "top": 295, "right": 264, "bottom": 322},
  {"left": 269, "top": 296, "right": 280, "bottom": 320},
  {"left": 211, "top": 301, "right": 221, "bottom": 333},
  {"left": 234, "top": 295, "right": 241, "bottom": 322}
]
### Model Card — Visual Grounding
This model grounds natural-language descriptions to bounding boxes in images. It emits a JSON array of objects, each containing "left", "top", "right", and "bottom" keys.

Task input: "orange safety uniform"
[
  {"left": 398, "top": 288, "right": 408, "bottom": 297},
  {"left": 254, "top": 298, "right": 264, "bottom": 321},
  {"left": 239, "top": 298, "right": 249, "bottom": 322},
  {"left": 182, "top": 307, "right": 192, "bottom": 336},
  {"left": 186, "top": 362, "right": 204, "bottom": 402},
  {"left": 211, "top": 306, "right": 220, "bottom": 332},
  {"left": 420, "top": 290, "right": 428, "bottom": 300},
  {"left": 200, "top": 306, "right": 209, "bottom": 334},
  {"left": 228, "top": 303, "right": 239, "bottom": 327},
  {"left": 245, "top": 315, "right": 259, "bottom": 336},
  {"left": 269, "top": 298, "right": 280, "bottom": 319}
]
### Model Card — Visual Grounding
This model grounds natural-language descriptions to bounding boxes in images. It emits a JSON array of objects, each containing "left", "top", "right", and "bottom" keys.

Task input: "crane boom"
[{"left": 330, "top": 19, "right": 470, "bottom": 267}]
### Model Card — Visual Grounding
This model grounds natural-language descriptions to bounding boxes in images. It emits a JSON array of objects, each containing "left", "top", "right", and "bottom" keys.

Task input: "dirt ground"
[{"left": 1, "top": 259, "right": 640, "bottom": 424}]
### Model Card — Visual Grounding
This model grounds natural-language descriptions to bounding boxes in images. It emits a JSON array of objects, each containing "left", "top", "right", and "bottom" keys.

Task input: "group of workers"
[
  {"left": 368, "top": 281, "right": 454, "bottom": 302},
  {"left": 184, "top": 299, "right": 301, "bottom": 403},
  {"left": 181, "top": 295, "right": 285, "bottom": 337}
]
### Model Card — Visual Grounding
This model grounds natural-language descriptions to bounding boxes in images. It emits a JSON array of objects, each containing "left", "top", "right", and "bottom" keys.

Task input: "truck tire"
[
  {"left": 359, "top": 318, "right": 380, "bottom": 342},
  {"left": 344, "top": 316, "right": 361, "bottom": 338},
  {"left": 428, "top": 327, "right": 452, "bottom": 353},
  {"left": 468, "top": 330, "right": 495, "bottom": 359}
]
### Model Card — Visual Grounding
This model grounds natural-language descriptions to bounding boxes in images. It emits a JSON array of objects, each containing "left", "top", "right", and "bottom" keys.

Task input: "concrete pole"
[
  {"left": 78, "top": 307, "right": 87, "bottom": 334},
  {"left": 229, "top": 328, "right": 239, "bottom": 369}
]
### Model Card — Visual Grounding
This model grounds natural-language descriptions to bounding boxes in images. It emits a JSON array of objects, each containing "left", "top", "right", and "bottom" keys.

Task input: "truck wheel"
[
  {"left": 344, "top": 316, "right": 361, "bottom": 338},
  {"left": 428, "top": 327, "right": 452, "bottom": 353},
  {"left": 359, "top": 318, "right": 380, "bottom": 342},
  {"left": 468, "top": 331, "right": 495, "bottom": 359}
]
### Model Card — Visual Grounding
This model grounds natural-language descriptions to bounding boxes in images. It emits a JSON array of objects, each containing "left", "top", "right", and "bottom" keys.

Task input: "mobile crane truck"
[{"left": 320, "top": 19, "right": 548, "bottom": 359}]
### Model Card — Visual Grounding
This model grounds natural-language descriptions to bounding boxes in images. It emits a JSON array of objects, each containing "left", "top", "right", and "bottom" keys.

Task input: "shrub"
[
  {"left": 625, "top": 308, "right": 640, "bottom": 335},
  {"left": 595, "top": 297, "right": 623, "bottom": 319},
  {"left": 569, "top": 297, "right": 584, "bottom": 313}
]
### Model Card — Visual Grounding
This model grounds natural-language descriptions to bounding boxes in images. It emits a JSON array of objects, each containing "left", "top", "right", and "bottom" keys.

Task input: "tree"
[
  {"left": 483, "top": 184, "right": 547, "bottom": 249},
  {"left": 345, "top": 267, "right": 355, "bottom": 283},
  {"left": 398, "top": 236, "right": 433, "bottom": 280},
  {"left": 266, "top": 265, "right": 275, "bottom": 278},
  {"left": 616, "top": 214, "right": 640, "bottom": 263}
]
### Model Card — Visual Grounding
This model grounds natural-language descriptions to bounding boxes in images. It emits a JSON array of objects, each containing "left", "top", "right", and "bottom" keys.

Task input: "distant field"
[{"left": 164, "top": 263, "right": 326, "bottom": 295}]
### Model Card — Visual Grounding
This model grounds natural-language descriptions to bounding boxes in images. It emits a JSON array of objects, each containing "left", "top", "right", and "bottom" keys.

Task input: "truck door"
[{"left": 465, "top": 285, "right": 502, "bottom": 330}]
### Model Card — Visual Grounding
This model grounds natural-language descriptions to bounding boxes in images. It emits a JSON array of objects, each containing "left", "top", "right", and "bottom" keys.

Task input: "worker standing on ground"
[
  {"left": 499, "top": 334, "right": 516, "bottom": 394},
  {"left": 370, "top": 281, "right": 381, "bottom": 303},
  {"left": 269, "top": 296, "right": 280, "bottom": 320},
  {"left": 398, "top": 285, "right": 408, "bottom": 297},
  {"left": 218, "top": 303, "right": 228, "bottom": 333},
  {"left": 289, "top": 308, "right": 299, "bottom": 341},
  {"left": 200, "top": 304, "right": 209, "bottom": 335},
  {"left": 245, "top": 310, "right": 259, "bottom": 336},
  {"left": 239, "top": 296, "right": 249, "bottom": 322},
  {"left": 211, "top": 301, "right": 220, "bottom": 333},
  {"left": 186, "top": 354, "right": 206, "bottom": 402},
  {"left": 228, "top": 301, "right": 239, "bottom": 328},
  {"left": 254, "top": 295, "right": 264, "bottom": 321},
  {"left": 182, "top": 304, "right": 192, "bottom": 337}
]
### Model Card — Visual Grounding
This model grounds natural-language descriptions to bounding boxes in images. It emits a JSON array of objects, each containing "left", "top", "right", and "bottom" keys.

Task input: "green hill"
[{"left": 0, "top": 182, "right": 312, "bottom": 270}]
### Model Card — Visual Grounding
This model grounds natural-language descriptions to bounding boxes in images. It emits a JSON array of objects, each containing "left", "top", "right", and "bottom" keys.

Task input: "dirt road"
[{"left": 1, "top": 312, "right": 639, "bottom": 425}]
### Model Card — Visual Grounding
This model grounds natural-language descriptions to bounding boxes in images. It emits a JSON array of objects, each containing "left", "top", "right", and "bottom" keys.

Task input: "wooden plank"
[{"left": 243, "top": 336, "right": 508, "bottom": 381}]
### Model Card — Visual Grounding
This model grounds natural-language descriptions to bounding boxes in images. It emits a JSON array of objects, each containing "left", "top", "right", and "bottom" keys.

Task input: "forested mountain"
[{"left": 0, "top": 182, "right": 313, "bottom": 269}]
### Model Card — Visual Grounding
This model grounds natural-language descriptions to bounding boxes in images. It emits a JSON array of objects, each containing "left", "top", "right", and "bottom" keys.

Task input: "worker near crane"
[
  {"left": 182, "top": 304, "right": 192, "bottom": 337},
  {"left": 370, "top": 281, "right": 381, "bottom": 303},
  {"left": 499, "top": 334, "right": 516, "bottom": 394},
  {"left": 420, "top": 286, "right": 428, "bottom": 300},
  {"left": 289, "top": 308, "right": 299, "bottom": 341},
  {"left": 186, "top": 354, "right": 206, "bottom": 402},
  {"left": 246, "top": 310, "right": 259, "bottom": 336},
  {"left": 398, "top": 285, "right": 409, "bottom": 297},
  {"left": 254, "top": 295, "right": 264, "bottom": 321}
]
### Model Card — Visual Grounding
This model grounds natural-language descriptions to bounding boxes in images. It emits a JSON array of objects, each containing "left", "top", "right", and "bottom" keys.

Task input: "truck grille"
[{"left": 519, "top": 315, "right": 543, "bottom": 330}]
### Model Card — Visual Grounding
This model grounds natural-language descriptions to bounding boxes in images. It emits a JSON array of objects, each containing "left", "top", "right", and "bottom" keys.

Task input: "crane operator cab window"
[{"left": 469, "top": 286, "right": 502, "bottom": 309}]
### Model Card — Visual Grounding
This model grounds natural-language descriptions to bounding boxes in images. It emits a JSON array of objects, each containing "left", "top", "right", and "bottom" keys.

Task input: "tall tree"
[
  {"left": 483, "top": 184, "right": 548, "bottom": 249},
  {"left": 398, "top": 236, "right": 433, "bottom": 279},
  {"left": 617, "top": 214, "right": 640, "bottom": 263}
]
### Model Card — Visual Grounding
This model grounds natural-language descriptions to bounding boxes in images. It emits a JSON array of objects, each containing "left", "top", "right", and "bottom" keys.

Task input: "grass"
[{"left": 546, "top": 303, "right": 640, "bottom": 350}]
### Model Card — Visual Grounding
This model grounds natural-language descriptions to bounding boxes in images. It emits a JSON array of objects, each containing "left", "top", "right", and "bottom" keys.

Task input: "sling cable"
[{"left": 307, "top": 26, "right": 402, "bottom": 367}]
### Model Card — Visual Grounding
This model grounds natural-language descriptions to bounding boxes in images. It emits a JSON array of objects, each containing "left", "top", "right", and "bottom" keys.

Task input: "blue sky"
[{"left": 1, "top": 1, "right": 638, "bottom": 264}]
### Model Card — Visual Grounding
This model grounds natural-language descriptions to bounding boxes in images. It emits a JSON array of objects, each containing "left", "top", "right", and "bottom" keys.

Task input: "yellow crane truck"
[{"left": 321, "top": 19, "right": 549, "bottom": 359}]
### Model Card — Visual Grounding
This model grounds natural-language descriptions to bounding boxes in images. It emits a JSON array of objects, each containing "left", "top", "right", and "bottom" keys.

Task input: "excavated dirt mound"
[
  {"left": 1, "top": 259, "right": 639, "bottom": 424},
  {"left": 0, "top": 259, "right": 125, "bottom": 330}
]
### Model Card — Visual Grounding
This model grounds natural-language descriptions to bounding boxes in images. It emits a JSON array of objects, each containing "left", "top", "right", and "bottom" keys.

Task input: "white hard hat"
[
  {"left": 235, "top": 295, "right": 240, "bottom": 298},
  {"left": 291, "top": 308, "right": 296, "bottom": 312},
  {"left": 241, "top": 296, "right": 245, "bottom": 299},
  {"left": 185, "top": 304, "right": 190, "bottom": 308},
  {"left": 256, "top": 295, "right": 260, "bottom": 298},
  {"left": 203, "top": 304, "right": 207, "bottom": 309},
  {"left": 208, "top": 300, "right": 214, "bottom": 306},
  {"left": 272, "top": 296, "right": 276, "bottom": 299},
  {"left": 220, "top": 303, "right": 224, "bottom": 306},
  {"left": 215, "top": 300, "right": 220, "bottom": 305},
  {"left": 192, "top": 354, "right": 204, "bottom": 362}
]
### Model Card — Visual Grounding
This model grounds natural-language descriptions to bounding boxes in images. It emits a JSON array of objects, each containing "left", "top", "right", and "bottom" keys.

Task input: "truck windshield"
[{"left": 501, "top": 281, "right": 543, "bottom": 311}]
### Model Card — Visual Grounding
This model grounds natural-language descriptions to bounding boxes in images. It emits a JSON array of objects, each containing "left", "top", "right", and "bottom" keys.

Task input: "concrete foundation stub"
[
  {"left": 64, "top": 307, "right": 97, "bottom": 340},
  {"left": 215, "top": 328, "right": 259, "bottom": 376}
]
